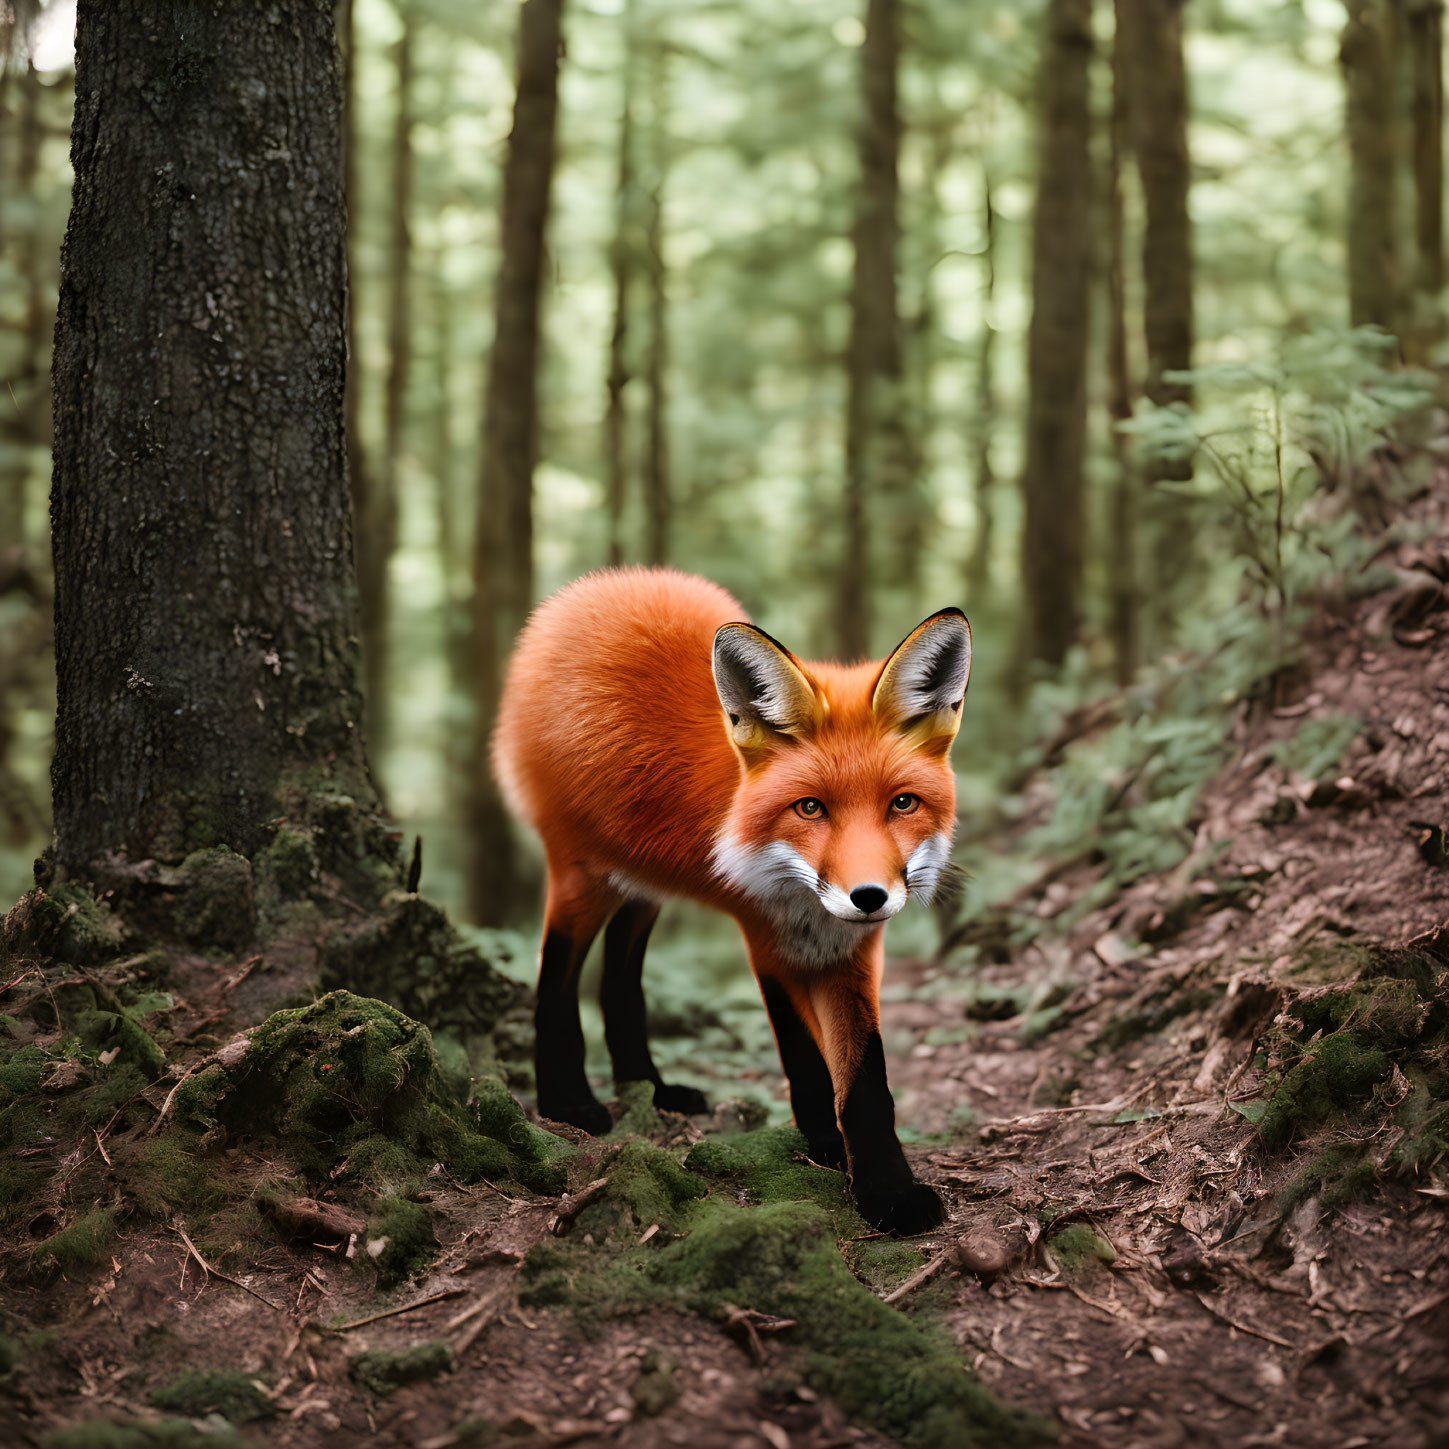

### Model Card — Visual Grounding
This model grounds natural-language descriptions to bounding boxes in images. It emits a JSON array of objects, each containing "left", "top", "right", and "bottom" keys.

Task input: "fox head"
[{"left": 710, "top": 609, "right": 970, "bottom": 964}]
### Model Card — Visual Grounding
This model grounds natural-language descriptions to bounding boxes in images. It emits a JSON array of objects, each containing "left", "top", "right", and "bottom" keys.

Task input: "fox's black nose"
[{"left": 850, "top": 885, "right": 889, "bottom": 914}]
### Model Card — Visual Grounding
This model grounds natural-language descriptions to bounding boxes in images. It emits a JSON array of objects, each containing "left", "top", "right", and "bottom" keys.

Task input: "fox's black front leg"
[
  {"left": 836, "top": 1029, "right": 944, "bottom": 1235},
  {"left": 600, "top": 899, "right": 709, "bottom": 1115},
  {"left": 535, "top": 929, "right": 612, "bottom": 1136},
  {"left": 760, "top": 975, "right": 846, "bottom": 1169}
]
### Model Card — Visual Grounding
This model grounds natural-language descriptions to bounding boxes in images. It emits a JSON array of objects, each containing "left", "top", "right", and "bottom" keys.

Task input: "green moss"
[
  {"left": 684, "top": 1125, "right": 862, "bottom": 1226},
  {"left": 25, "top": 886, "right": 123, "bottom": 965},
  {"left": 1242, "top": 944, "right": 1449, "bottom": 1204},
  {"left": 168, "top": 992, "right": 569, "bottom": 1194},
  {"left": 850, "top": 1238, "right": 928, "bottom": 1295},
  {"left": 0, "top": 1043, "right": 50, "bottom": 1096},
  {"left": 1280, "top": 1143, "right": 1378, "bottom": 1212},
  {"left": 520, "top": 1127, "right": 1050, "bottom": 1449},
  {"left": 1257, "top": 1032, "right": 1392, "bottom": 1151},
  {"left": 348, "top": 1339, "right": 453, "bottom": 1396},
  {"left": 74, "top": 1009, "right": 166, "bottom": 1081},
  {"left": 148, "top": 1368, "right": 274, "bottom": 1423},
  {"left": 44, "top": 1422, "right": 249, "bottom": 1449},
  {"left": 253, "top": 827, "right": 319, "bottom": 902},
  {"left": 1044, "top": 1223, "right": 1117, "bottom": 1275},
  {"left": 30, "top": 1208, "right": 117, "bottom": 1276},
  {"left": 130, "top": 1134, "right": 230, "bottom": 1221},
  {"left": 367, "top": 1195, "right": 437, "bottom": 1287}
]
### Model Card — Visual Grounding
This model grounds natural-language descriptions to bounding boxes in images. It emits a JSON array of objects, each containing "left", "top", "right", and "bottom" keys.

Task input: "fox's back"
[{"left": 493, "top": 567, "right": 745, "bottom": 897}]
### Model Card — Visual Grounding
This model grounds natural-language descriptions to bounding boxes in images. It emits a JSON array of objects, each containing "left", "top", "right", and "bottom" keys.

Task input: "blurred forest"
[{"left": 1, "top": 0, "right": 1444, "bottom": 942}]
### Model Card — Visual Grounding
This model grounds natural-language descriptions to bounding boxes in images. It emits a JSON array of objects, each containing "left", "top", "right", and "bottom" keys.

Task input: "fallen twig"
[
  {"left": 882, "top": 1251, "right": 953, "bottom": 1305},
  {"left": 549, "top": 1176, "right": 610, "bottom": 1236},
  {"left": 174, "top": 1224, "right": 283, "bottom": 1312},
  {"left": 333, "top": 1287, "right": 466, "bottom": 1331}
]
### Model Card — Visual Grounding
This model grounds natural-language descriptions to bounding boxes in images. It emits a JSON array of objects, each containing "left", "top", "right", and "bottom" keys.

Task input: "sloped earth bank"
[{"left": 3, "top": 515, "right": 1449, "bottom": 1449}]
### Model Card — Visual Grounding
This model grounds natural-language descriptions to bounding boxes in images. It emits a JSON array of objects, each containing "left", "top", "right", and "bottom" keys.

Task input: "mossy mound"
[
  {"left": 366, "top": 1195, "right": 438, "bottom": 1287},
  {"left": 520, "top": 1128, "right": 1052, "bottom": 1449},
  {"left": 3, "top": 884, "right": 124, "bottom": 966},
  {"left": 348, "top": 1339, "right": 453, "bottom": 1396},
  {"left": 44, "top": 1418, "right": 250, "bottom": 1449},
  {"left": 148, "top": 1368, "right": 274, "bottom": 1423},
  {"left": 317, "top": 896, "right": 528, "bottom": 1059},
  {"left": 1044, "top": 1223, "right": 1117, "bottom": 1276},
  {"left": 1242, "top": 945, "right": 1449, "bottom": 1198},
  {"left": 169, "top": 991, "right": 568, "bottom": 1195}
]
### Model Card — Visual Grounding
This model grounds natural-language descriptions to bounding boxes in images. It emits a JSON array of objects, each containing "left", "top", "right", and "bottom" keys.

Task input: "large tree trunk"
[
  {"left": 365, "top": 8, "right": 415, "bottom": 760},
  {"left": 49, "top": 0, "right": 382, "bottom": 880},
  {"left": 468, "top": 0, "right": 564, "bottom": 925},
  {"left": 1341, "top": 0, "right": 1405, "bottom": 332},
  {"left": 839, "top": 0, "right": 906, "bottom": 660},
  {"left": 1019, "top": 0, "right": 1093, "bottom": 670},
  {"left": 604, "top": 0, "right": 637, "bottom": 568}
]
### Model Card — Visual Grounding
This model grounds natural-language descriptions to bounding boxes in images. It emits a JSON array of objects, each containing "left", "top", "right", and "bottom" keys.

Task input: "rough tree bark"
[
  {"left": 1020, "top": 0, "right": 1093, "bottom": 669},
  {"left": 839, "top": 0, "right": 907, "bottom": 660},
  {"left": 49, "top": 0, "right": 382, "bottom": 879},
  {"left": 468, "top": 0, "right": 564, "bottom": 925},
  {"left": 605, "top": 0, "right": 637, "bottom": 568},
  {"left": 1341, "top": 0, "right": 1404, "bottom": 333}
]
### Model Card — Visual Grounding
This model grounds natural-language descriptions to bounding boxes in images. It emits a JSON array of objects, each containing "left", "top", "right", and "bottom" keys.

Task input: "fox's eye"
[
  {"left": 890, "top": 793, "right": 920, "bottom": 815},
  {"left": 793, "top": 797, "right": 827, "bottom": 820}
]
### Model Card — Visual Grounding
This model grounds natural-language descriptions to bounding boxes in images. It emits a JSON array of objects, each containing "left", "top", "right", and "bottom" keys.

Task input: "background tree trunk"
[
  {"left": 1407, "top": 0, "right": 1443, "bottom": 359},
  {"left": 605, "top": 0, "right": 637, "bottom": 568},
  {"left": 643, "top": 47, "right": 671, "bottom": 568},
  {"left": 339, "top": 0, "right": 375, "bottom": 721},
  {"left": 365, "top": 8, "right": 415, "bottom": 761},
  {"left": 1107, "top": 5, "right": 1138, "bottom": 686},
  {"left": 839, "top": 0, "right": 905, "bottom": 660},
  {"left": 468, "top": 0, "right": 564, "bottom": 925},
  {"left": 966, "top": 155, "right": 997, "bottom": 601},
  {"left": 49, "top": 0, "right": 381, "bottom": 880},
  {"left": 1119, "top": 0, "right": 1194, "bottom": 647},
  {"left": 1341, "top": 0, "right": 1404, "bottom": 332},
  {"left": 1019, "top": 0, "right": 1093, "bottom": 670}
]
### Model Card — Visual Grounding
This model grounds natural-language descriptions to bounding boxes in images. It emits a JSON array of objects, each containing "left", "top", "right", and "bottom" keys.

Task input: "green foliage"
[{"left": 1274, "top": 713, "right": 1361, "bottom": 780}]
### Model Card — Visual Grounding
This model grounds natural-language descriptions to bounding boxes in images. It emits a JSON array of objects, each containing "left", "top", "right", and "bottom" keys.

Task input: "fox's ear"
[
  {"left": 872, "top": 608, "right": 971, "bottom": 753},
  {"left": 713, "top": 623, "right": 820, "bottom": 766}
]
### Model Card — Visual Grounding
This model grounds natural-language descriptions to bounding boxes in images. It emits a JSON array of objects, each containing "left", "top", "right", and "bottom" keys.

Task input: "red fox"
[{"left": 493, "top": 567, "right": 970, "bottom": 1234}]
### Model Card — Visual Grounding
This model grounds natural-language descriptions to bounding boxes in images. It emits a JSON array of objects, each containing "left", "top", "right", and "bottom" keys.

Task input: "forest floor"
[{"left": 3, "top": 499, "right": 1449, "bottom": 1449}]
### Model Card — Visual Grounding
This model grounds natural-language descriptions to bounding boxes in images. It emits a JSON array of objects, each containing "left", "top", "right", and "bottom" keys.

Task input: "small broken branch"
[
  {"left": 174, "top": 1224, "right": 283, "bottom": 1312},
  {"left": 333, "top": 1287, "right": 466, "bottom": 1331}
]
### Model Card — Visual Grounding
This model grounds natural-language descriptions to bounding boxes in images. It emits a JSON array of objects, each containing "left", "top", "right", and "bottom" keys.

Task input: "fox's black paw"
[
  {"left": 804, "top": 1133, "right": 847, "bottom": 1171},
  {"left": 538, "top": 1097, "right": 613, "bottom": 1136},
  {"left": 653, "top": 1082, "right": 711, "bottom": 1115},
  {"left": 854, "top": 1180, "right": 946, "bottom": 1236}
]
